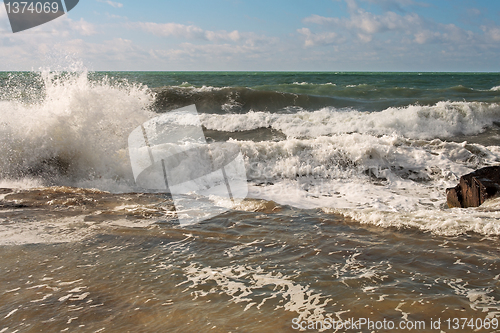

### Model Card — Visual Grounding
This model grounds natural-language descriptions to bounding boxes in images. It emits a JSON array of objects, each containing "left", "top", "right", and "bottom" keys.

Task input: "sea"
[{"left": 1, "top": 70, "right": 500, "bottom": 332}]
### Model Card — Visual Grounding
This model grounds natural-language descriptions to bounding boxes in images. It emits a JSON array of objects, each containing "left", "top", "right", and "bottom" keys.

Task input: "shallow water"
[{"left": 0, "top": 189, "right": 499, "bottom": 332}]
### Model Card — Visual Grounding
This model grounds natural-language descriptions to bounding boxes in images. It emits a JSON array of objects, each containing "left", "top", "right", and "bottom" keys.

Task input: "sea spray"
[{"left": 0, "top": 70, "right": 154, "bottom": 191}]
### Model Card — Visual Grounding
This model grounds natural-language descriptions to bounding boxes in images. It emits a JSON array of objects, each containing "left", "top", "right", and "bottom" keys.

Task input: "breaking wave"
[
  {"left": 0, "top": 71, "right": 154, "bottom": 191},
  {"left": 165, "top": 101, "right": 500, "bottom": 140}
]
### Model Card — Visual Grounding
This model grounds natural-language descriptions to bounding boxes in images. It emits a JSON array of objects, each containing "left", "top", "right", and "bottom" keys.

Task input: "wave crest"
[
  {"left": 0, "top": 71, "right": 154, "bottom": 190},
  {"left": 191, "top": 101, "right": 500, "bottom": 140}
]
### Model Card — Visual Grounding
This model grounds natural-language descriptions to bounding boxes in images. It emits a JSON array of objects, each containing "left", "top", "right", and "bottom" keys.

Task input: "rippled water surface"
[{"left": 0, "top": 189, "right": 499, "bottom": 332}]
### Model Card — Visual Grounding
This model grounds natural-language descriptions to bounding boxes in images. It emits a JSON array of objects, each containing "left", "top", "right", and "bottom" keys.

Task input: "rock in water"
[{"left": 446, "top": 166, "right": 500, "bottom": 208}]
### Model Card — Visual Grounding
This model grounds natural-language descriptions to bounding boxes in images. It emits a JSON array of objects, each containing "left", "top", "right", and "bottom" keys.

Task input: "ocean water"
[{"left": 1, "top": 71, "right": 500, "bottom": 332}]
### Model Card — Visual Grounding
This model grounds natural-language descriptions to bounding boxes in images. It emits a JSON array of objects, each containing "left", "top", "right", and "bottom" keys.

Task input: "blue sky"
[{"left": 1, "top": 0, "right": 500, "bottom": 71}]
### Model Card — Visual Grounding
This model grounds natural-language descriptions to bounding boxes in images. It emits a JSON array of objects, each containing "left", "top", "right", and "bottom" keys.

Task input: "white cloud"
[
  {"left": 60, "top": 38, "right": 142, "bottom": 61},
  {"left": 132, "top": 21, "right": 279, "bottom": 51},
  {"left": 136, "top": 22, "right": 205, "bottom": 39},
  {"left": 481, "top": 26, "right": 500, "bottom": 42},
  {"left": 0, "top": 5, "right": 13, "bottom": 32},
  {"left": 97, "top": 0, "right": 123, "bottom": 8},
  {"left": 303, "top": 8, "right": 422, "bottom": 37},
  {"left": 205, "top": 30, "right": 240, "bottom": 42},
  {"left": 297, "top": 28, "right": 339, "bottom": 47},
  {"left": 302, "top": 11, "right": 422, "bottom": 45},
  {"left": 0, "top": 0, "right": 497, "bottom": 71},
  {"left": 71, "top": 18, "right": 97, "bottom": 36},
  {"left": 410, "top": 23, "right": 473, "bottom": 44},
  {"left": 0, "top": 11, "right": 282, "bottom": 71},
  {"left": 43, "top": 16, "right": 97, "bottom": 37},
  {"left": 0, "top": 16, "right": 100, "bottom": 70},
  {"left": 138, "top": 31, "right": 282, "bottom": 70},
  {"left": 301, "top": 0, "right": 479, "bottom": 47},
  {"left": 134, "top": 22, "right": 241, "bottom": 42},
  {"left": 413, "top": 30, "right": 439, "bottom": 44}
]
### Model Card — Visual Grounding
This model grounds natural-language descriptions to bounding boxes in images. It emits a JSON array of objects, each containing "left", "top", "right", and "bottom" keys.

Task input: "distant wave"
[
  {"left": 292, "top": 81, "right": 336, "bottom": 86},
  {"left": 160, "top": 101, "right": 500, "bottom": 140},
  {"left": 151, "top": 86, "right": 344, "bottom": 113},
  {"left": 152, "top": 84, "right": 500, "bottom": 114}
]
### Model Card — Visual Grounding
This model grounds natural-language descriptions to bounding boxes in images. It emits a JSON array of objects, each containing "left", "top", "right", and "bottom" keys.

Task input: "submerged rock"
[{"left": 446, "top": 166, "right": 500, "bottom": 208}]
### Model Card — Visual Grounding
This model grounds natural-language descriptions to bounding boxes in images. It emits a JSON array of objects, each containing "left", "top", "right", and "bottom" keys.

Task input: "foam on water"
[
  {"left": 235, "top": 134, "right": 500, "bottom": 236},
  {"left": 196, "top": 101, "right": 500, "bottom": 139},
  {"left": 327, "top": 206, "right": 500, "bottom": 236},
  {"left": 179, "top": 263, "right": 331, "bottom": 323},
  {"left": 0, "top": 215, "right": 93, "bottom": 245}
]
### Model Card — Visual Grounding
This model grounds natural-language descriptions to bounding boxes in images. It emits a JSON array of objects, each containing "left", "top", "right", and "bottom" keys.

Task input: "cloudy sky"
[{"left": 1, "top": 0, "right": 499, "bottom": 71}]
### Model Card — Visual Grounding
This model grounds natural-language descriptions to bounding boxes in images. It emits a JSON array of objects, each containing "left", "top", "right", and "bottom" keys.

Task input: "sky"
[{"left": 0, "top": 0, "right": 500, "bottom": 71}]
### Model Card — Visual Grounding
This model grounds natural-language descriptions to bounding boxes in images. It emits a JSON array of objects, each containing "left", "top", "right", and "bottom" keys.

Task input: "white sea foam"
[
  {"left": 236, "top": 134, "right": 500, "bottom": 236},
  {"left": 196, "top": 101, "right": 500, "bottom": 140},
  {"left": 180, "top": 263, "right": 331, "bottom": 322},
  {"left": 239, "top": 133, "right": 491, "bottom": 191},
  {"left": 491, "top": 86, "right": 500, "bottom": 91},
  {"left": 327, "top": 206, "right": 500, "bottom": 236},
  {"left": 447, "top": 277, "right": 500, "bottom": 315},
  {"left": 0, "top": 216, "right": 94, "bottom": 245},
  {"left": 0, "top": 210, "right": 163, "bottom": 245}
]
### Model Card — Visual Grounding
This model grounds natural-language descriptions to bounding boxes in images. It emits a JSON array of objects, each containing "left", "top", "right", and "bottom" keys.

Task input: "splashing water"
[{"left": 0, "top": 70, "right": 154, "bottom": 191}]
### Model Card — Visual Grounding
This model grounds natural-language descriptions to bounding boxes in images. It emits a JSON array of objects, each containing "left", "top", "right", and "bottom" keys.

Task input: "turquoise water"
[
  {"left": 90, "top": 71, "right": 500, "bottom": 90},
  {"left": 98, "top": 72, "right": 500, "bottom": 112}
]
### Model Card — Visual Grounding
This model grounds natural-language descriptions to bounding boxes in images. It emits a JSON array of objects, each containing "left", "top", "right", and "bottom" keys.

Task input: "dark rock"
[
  {"left": 446, "top": 187, "right": 462, "bottom": 208},
  {"left": 446, "top": 166, "right": 500, "bottom": 208}
]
